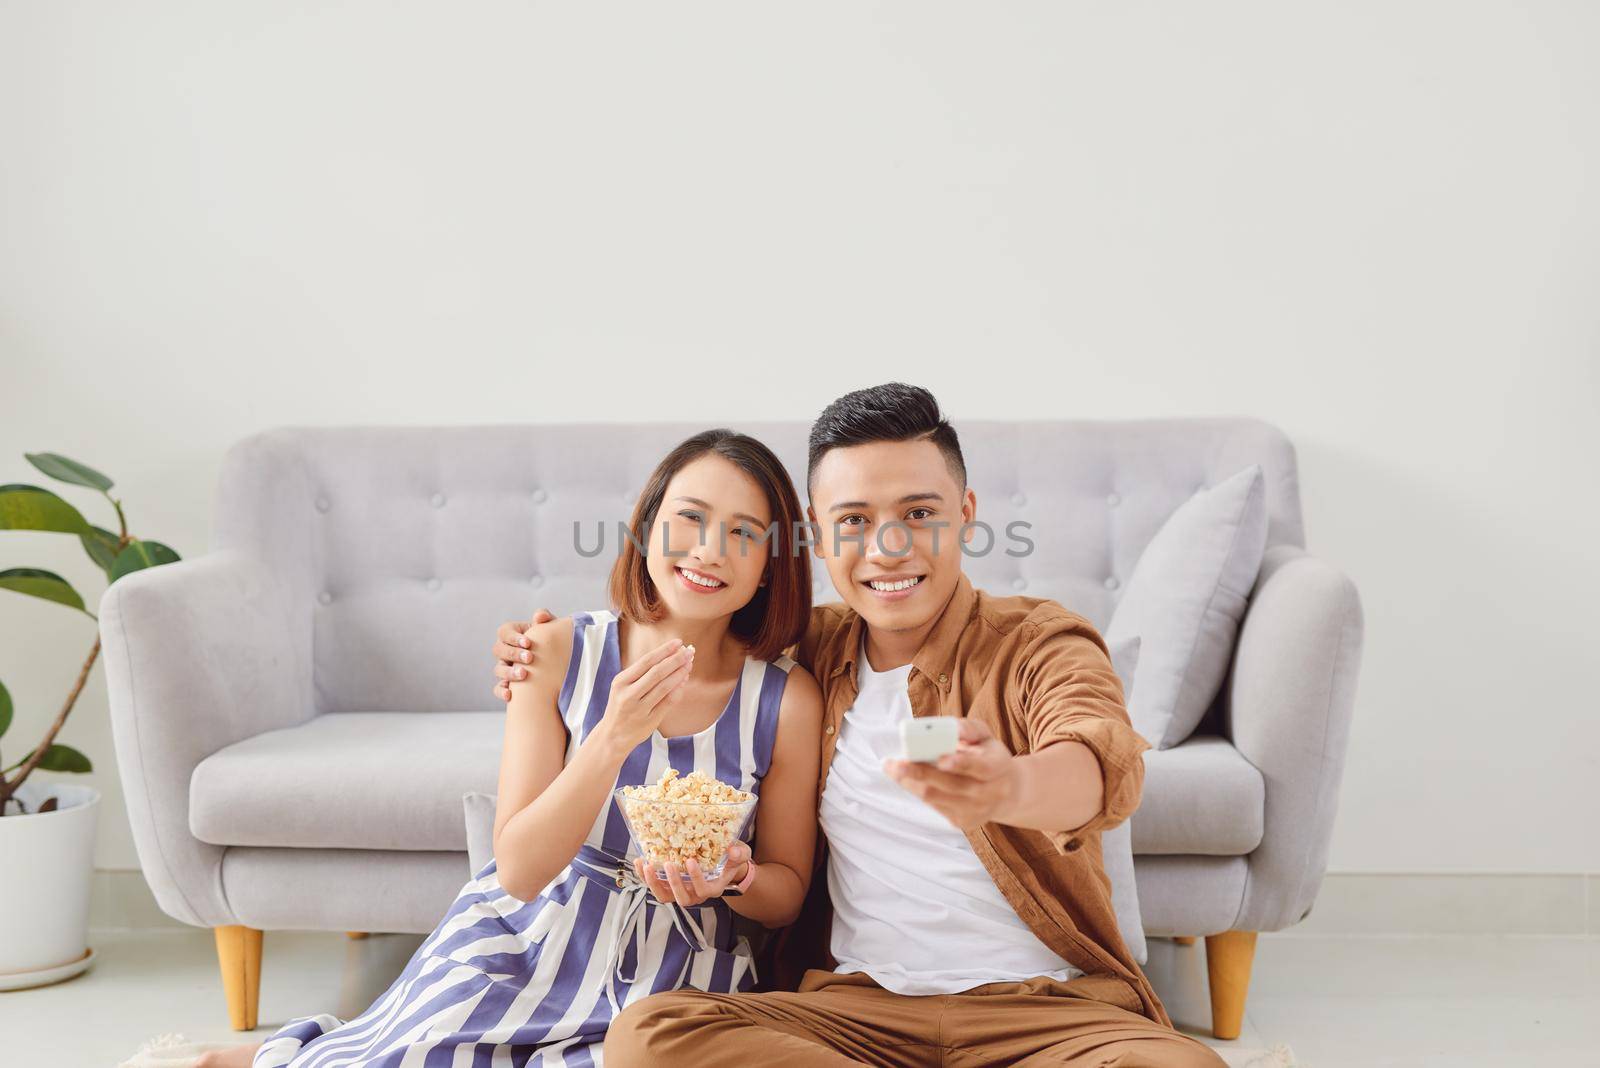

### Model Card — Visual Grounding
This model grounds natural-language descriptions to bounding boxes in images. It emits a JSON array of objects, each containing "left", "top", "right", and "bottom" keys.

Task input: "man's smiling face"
[{"left": 808, "top": 437, "right": 977, "bottom": 637}]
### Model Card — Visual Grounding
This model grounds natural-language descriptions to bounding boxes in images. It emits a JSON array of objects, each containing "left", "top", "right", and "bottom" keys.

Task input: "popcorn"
[{"left": 617, "top": 768, "right": 755, "bottom": 873}]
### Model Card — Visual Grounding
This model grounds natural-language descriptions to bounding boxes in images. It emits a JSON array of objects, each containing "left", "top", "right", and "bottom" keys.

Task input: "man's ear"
[
  {"left": 961, "top": 487, "right": 978, "bottom": 544},
  {"left": 805, "top": 505, "right": 825, "bottom": 558}
]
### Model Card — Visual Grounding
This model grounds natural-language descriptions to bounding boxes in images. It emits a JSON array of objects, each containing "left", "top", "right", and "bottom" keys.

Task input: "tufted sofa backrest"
[{"left": 213, "top": 418, "right": 1302, "bottom": 714}]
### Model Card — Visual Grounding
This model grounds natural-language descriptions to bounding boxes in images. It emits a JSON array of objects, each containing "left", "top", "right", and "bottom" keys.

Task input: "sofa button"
[
  {"left": 426, "top": 578, "right": 442, "bottom": 592},
  {"left": 1011, "top": 492, "right": 1027, "bottom": 506},
  {"left": 1106, "top": 492, "right": 1120, "bottom": 507},
  {"left": 530, "top": 574, "right": 544, "bottom": 587},
  {"left": 317, "top": 591, "right": 332, "bottom": 605},
  {"left": 1104, "top": 576, "right": 1120, "bottom": 590},
  {"left": 315, "top": 496, "right": 330, "bottom": 513},
  {"left": 1012, "top": 577, "right": 1027, "bottom": 590},
  {"left": 532, "top": 488, "right": 548, "bottom": 504},
  {"left": 430, "top": 493, "right": 446, "bottom": 508}
]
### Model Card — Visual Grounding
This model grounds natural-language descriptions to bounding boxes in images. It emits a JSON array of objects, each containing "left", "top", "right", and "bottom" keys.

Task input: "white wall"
[{"left": 2, "top": 2, "right": 1596, "bottom": 878}]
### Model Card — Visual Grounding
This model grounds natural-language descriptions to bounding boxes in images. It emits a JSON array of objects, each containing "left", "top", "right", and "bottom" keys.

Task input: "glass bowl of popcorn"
[{"left": 614, "top": 768, "right": 758, "bottom": 881}]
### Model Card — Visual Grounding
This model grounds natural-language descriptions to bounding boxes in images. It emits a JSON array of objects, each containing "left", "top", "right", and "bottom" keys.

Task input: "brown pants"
[{"left": 604, "top": 968, "right": 1227, "bottom": 1067}]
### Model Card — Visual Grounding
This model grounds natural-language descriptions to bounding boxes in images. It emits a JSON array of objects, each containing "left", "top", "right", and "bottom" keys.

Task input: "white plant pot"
[{"left": 0, "top": 781, "right": 100, "bottom": 988}]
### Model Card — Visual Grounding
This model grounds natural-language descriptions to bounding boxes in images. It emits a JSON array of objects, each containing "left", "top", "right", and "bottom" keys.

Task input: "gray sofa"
[{"left": 99, "top": 418, "right": 1363, "bottom": 1038}]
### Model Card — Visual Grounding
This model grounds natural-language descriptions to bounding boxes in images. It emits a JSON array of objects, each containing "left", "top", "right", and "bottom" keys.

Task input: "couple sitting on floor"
[{"left": 204, "top": 382, "right": 1222, "bottom": 1067}]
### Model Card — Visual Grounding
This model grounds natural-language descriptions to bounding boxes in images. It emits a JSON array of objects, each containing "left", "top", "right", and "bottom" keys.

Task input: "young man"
[{"left": 491, "top": 384, "right": 1225, "bottom": 1066}]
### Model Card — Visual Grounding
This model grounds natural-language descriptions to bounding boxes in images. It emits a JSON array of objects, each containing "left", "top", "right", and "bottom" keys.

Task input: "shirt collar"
[{"left": 829, "top": 570, "right": 977, "bottom": 695}]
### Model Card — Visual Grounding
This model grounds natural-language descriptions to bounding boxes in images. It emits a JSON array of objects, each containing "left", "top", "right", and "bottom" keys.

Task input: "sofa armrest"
[
  {"left": 1225, "top": 544, "right": 1364, "bottom": 932},
  {"left": 99, "top": 549, "right": 312, "bottom": 927}
]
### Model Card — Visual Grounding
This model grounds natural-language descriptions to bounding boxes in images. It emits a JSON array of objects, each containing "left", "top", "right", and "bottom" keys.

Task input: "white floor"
[{"left": 6, "top": 929, "right": 1597, "bottom": 1067}]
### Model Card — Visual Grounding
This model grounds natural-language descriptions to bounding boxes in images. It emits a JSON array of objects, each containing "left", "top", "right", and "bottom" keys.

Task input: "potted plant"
[{"left": 0, "top": 452, "right": 178, "bottom": 989}]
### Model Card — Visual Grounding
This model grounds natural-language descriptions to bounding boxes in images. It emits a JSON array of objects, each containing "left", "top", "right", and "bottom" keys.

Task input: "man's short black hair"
[{"left": 807, "top": 382, "right": 966, "bottom": 497}]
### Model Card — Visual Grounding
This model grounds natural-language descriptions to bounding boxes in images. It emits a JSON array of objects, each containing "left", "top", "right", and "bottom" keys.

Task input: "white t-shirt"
[{"left": 818, "top": 637, "right": 1083, "bottom": 995}]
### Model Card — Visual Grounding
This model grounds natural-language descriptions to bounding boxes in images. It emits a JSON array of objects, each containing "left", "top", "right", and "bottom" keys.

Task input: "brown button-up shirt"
[{"left": 759, "top": 570, "right": 1168, "bottom": 1027}]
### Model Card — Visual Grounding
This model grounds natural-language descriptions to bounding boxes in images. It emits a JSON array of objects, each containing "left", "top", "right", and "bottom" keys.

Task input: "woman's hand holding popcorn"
[
  {"left": 634, "top": 841, "right": 753, "bottom": 907},
  {"left": 618, "top": 768, "right": 758, "bottom": 905},
  {"left": 593, "top": 639, "right": 695, "bottom": 757}
]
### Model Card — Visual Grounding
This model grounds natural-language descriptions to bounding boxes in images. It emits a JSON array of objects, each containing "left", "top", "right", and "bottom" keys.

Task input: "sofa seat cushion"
[
  {"left": 191, "top": 712, "right": 503, "bottom": 851},
  {"left": 192, "top": 716, "right": 1265, "bottom": 858},
  {"left": 1130, "top": 734, "right": 1265, "bottom": 856}
]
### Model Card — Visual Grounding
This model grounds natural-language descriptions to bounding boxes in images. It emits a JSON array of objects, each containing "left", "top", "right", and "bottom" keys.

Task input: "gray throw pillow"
[
  {"left": 1101, "top": 634, "right": 1147, "bottom": 964},
  {"left": 463, "top": 790, "right": 497, "bottom": 878},
  {"left": 1105, "top": 465, "right": 1268, "bottom": 750}
]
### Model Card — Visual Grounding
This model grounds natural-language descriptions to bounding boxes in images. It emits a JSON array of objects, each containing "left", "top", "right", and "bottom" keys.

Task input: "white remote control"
[{"left": 900, "top": 717, "right": 959, "bottom": 763}]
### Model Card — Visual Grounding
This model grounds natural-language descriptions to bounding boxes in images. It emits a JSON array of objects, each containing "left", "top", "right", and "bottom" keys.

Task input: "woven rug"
[
  {"left": 119, "top": 1031, "right": 1299, "bottom": 1067},
  {"left": 1218, "top": 1043, "right": 1298, "bottom": 1067}
]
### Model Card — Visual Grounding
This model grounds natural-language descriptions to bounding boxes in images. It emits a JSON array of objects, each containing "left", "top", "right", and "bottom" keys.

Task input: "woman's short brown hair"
[{"left": 608, "top": 428, "right": 811, "bottom": 662}]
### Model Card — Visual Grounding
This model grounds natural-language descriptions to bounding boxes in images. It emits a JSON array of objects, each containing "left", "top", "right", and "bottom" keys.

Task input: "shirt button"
[
  {"left": 825, "top": 724, "right": 836, "bottom": 735},
  {"left": 937, "top": 673, "right": 949, "bottom": 685},
  {"left": 1063, "top": 837, "right": 1083, "bottom": 853}
]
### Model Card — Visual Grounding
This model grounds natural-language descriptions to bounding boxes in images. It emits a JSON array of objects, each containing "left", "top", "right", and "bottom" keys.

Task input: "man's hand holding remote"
[{"left": 883, "top": 717, "right": 1020, "bottom": 832}]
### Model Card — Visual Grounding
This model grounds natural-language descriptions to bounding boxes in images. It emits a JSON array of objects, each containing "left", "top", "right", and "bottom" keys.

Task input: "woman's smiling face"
[{"left": 644, "top": 453, "right": 775, "bottom": 622}]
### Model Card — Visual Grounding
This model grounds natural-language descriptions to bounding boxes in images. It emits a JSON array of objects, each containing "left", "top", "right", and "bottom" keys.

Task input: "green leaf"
[
  {"left": 25, "top": 452, "right": 114, "bottom": 492},
  {"left": 0, "top": 680, "right": 11, "bottom": 739},
  {"left": 34, "top": 743, "right": 92, "bottom": 774},
  {"left": 80, "top": 525, "right": 121, "bottom": 575},
  {"left": 0, "top": 568, "right": 86, "bottom": 611},
  {"left": 109, "top": 539, "right": 181, "bottom": 582},
  {"left": 0, "top": 484, "right": 91, "bottom": 534}
]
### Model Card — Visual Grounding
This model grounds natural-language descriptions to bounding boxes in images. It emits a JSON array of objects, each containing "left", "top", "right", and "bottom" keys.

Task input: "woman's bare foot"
[{"left": 194, "top": 1042, "right": 262, "bottom": 1067}]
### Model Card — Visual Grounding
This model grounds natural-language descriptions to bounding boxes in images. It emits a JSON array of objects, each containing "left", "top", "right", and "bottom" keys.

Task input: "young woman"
[{"left": 201, "top": 428, "right": 823, "bottom": 1067}]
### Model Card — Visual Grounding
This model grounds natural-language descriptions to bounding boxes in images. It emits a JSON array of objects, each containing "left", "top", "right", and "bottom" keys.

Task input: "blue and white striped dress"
[{"left": 253, "top": 609, "right": 796, "bottom": 1068}]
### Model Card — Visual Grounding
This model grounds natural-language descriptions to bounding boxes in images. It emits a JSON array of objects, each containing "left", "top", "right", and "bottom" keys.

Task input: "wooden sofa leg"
[
  {"left": 1204, "top": 930, "right": 1257, "bottom": 1040},
  {"left": 214, "top": 925, "right": 263, "bottom": 1031},
  {"left": 346, "top": 931, "right": 369, "bottom": 939},
  {"left": 1173, "top": 935, "right": 1196, "bottom": 945}
]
